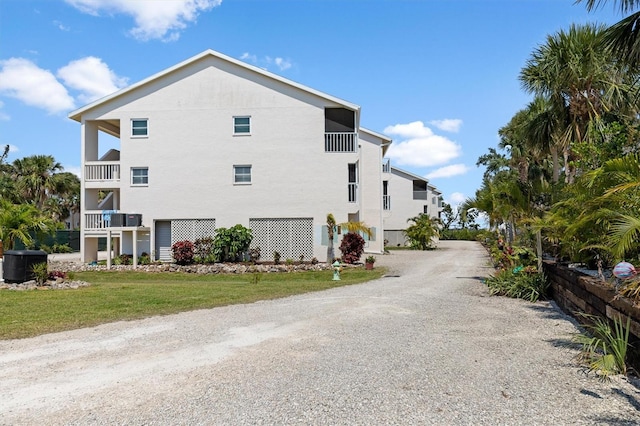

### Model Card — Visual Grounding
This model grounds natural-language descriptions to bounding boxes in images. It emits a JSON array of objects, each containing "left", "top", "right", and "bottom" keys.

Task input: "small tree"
[
  {"left": 339, "top": 232, "right": 365, "bottom": 264},
  {"left": 404, "top": 214, "right": 441, "bottom": 250},
  {"left": 171, "top": 240, "right": 194, "bottom": 265},
  {"left": 213, "top": 224, "right": 252, "bottom": 262},
  {"left": 326, "top": 213, "right": 336, "bottom": 263}
]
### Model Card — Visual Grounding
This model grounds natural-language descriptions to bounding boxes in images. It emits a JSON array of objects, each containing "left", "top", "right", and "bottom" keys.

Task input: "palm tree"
[
  {"left": 326, "top": 213, "right": 336, "bottom": 263},
  {"left": 404, "top": 214, "right": 441, "bottom": 250},
  {"left": 12, "top": 155, "right": 64, "bottom": 209},
  {"left": 579, "top": 0, "right": 640, "bottom": 68},
  {"left": 520, "top": 24, "right": 636, "bottom": 183},
  {"left": 0, "top": 200, "right": 53, "bottom": 250}
]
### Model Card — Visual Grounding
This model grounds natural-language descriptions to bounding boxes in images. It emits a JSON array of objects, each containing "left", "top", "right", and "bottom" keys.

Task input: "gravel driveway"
[{"left": 1, "top": 240, "right": 639, "bottom": 425}]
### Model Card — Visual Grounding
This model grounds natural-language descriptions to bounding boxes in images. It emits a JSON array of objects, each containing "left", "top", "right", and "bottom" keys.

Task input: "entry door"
[{"left": 155, "top": 221, "right": 172, "bottom": 261}]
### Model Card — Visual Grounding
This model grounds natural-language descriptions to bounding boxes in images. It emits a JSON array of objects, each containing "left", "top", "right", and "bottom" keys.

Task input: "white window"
[
  {"left": 233, "top": 116, "right": 251, "bottom": 135},
  {"left": 132, "top": 119, "right": 148, "bottom": 137},
  {"left": 234, "top": 165, "right": 251, "bottom": 184},
  {"left": 131, "top": 167, "right": 148, "bottom": 186}
]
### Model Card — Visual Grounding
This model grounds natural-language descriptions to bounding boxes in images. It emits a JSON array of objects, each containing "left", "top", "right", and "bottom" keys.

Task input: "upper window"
[
  {"left": 131, "top": 167, "right": 149, "bottom": 186},
  {"left": 233, "top": 116, "right": 251, "bottom": 135},
  {"left": 234, "top": 165, "right": 252, "bottom": 184},
  {"left": 131, "top": 119, "right": 148, "bottom": 137}
]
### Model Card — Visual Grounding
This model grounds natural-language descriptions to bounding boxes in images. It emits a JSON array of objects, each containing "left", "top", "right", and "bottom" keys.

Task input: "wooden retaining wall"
[{"left": 543, "top": 261, "right": 640, "bottom": 371}]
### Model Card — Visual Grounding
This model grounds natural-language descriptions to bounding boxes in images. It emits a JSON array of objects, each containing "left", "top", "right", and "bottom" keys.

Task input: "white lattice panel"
[
  {"left": 171, "top": 219, "right": 216, "bottom": 244},
  {"left": 250, "top": 218, "right": 313, "bottom": 260}
]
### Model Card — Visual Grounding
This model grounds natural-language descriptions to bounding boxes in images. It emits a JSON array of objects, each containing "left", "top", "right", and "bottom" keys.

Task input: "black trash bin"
[{"left": 3, "top": 250, "right": 48, "bottom": 283}]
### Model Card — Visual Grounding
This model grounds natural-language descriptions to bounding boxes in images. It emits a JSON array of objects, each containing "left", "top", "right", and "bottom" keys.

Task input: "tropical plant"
[
  {"left": 273, "top": 251, "right": 281, "bottom": 265},
  {"left": 339, "top": 232, "right": 365, "bottom": 264},
  {"left": 573, "top": 313, "right": 631, "bottom": 381},
  {"left": 326, "top": 213, "right": 336, "bottom": 263},
  {"left": 30, "top": 262, "right": 49, "bottom": 285},
  {"left": 484, "top": 269, "right": 548, "bottom": 302},
  {"left": 404, "top": 213, "right": 440, "bottom": 250},
  {"left": 212, "top": 225, "right": 252, "bottom": 262},
  {"left": 171, "top": 240, "right": 194, "bottom": 265},
  {"left": 193, "top": 237, "right": 215, "bottom": 263},
  {"left": 0, "top": 200, "right": 54, "bottom": 250}
]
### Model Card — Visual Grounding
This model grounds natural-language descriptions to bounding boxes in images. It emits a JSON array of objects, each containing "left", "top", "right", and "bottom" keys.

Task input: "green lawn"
[{"left": 0, "top": 268, "right": 385, "bottom": 340}]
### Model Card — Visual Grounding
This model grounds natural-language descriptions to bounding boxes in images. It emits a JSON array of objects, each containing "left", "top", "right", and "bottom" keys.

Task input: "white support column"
[
  {"left": 106, "top": 229, "right": 112, "bottom": 270},
  {"left": 133, "top": 229, "right": 138, "bottom": 268}
]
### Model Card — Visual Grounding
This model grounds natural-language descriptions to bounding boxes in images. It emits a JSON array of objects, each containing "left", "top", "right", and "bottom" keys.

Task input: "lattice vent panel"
[
  {"left": 249, "top": 218, "right": 314, "bottom": 260},
  {"left": 171, "top": 219, "right": 216, "bottom": 244}
]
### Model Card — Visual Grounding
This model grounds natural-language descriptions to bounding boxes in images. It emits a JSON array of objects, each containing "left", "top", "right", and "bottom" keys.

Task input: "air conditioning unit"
[
  {"left": 110, "top": 213, "right": 126, "bottom": 227},
  {"left": 125, "top": 214, "right": 142, "bottom": 227}
]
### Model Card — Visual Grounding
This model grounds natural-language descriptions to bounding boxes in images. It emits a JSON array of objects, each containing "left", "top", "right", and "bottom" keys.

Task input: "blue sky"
[{"left": 0, "top": 0, "right": 622, "bottom": 207}]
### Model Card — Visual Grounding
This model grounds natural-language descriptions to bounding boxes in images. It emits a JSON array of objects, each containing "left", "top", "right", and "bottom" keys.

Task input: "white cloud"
[
  {"left": 8, "top": 144, "right": 19, "bottom": 153},
  {"left": 0, "top": 100, "right": 9, "bottom": 121},
  {"left": 240, "top": 52, "right": 293, "bottom": 72},
  {"left": 429, "top": 118, "right": 462, "bottom": 133},
  {"left": 273, "top": 57, "right": 292, "bottom": 71},
  {"left": 426, "top": 163, "right": 469, "bottom": 179},
  {"left": 384, "top": 121, "right": 462, "bottom": 167},
  {"left": 0, "top": 58, "right": 75, "bottom": 114},
  {"left": 58, "top": 56, "right": 128, "bottom": 104},
  {"left": 447, "top": 192, "right": 466, "bottom": 206},
  {"left": 54, "top": 20, "right": 70, "bottom": 31},
  {"left": 65, "top": 0, "right": 222, "bottom": 41}
]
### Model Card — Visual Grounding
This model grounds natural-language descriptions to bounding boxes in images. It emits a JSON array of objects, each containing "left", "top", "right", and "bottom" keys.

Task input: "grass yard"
[{"left": 0, "top": 268, "right": 385, "bottom": 340}]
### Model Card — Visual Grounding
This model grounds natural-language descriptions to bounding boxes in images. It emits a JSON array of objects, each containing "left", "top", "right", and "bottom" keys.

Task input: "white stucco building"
[
  {"left": 69, "top": 49, "right": 392, "bottom": 265},
  {"left": 382, "top": 165, "right": 443, "bottom": 246}
]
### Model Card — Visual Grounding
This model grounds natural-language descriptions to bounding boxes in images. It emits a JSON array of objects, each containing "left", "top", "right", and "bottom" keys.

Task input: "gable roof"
[
  {"left": 69, "top": 49, "right": 360, "bottom": 122},
  {"left": 360, "top": 127, "right": 392, "bottom": 155},
  {"left": 390, "top": 166, "right": 429, "bottom": 183}
]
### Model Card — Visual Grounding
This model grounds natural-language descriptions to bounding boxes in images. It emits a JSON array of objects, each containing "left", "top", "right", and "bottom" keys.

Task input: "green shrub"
[
  {"left": 213, "top": 225, "right": 252, "bottom": 262},
  {"left": 52, "top": 243, "right": 73, "bottom": 253},
  {"left": 485, "top": 268, "right": 548, "bottom": 302},
  {"left": 273, "top": 251, "right": 281, "bottom": 265},
  {"left": 440, "top": 228, "right": 484, "bottom": 241},
  {"left": 30, "top": 262, "right": 49, "bottom": 285},
  {"left": 573, "top": 313, "right": 631, "bottom": 381}
]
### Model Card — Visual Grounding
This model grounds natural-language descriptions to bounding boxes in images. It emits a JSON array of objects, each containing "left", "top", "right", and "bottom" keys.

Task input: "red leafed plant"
[
  {"left": 339, "top": 233, "right": 365, "bottom": 264},
  {"left": 171, "top": 240, "right": 195, "bottom": 265}
]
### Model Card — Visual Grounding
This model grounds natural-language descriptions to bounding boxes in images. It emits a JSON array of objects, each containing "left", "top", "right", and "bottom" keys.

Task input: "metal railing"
[
  {"left": 325, "top": 132, "right": 357, "bottom": 152},
  {"left": 84, "top": 211, "right": 109, "bottom": 229},
  {"left": 382, "top": 159, "right": 390, "bottom": 173},
  {"left": 85, "top": 161, "right": 120, "bottom": 182},
  {"left": 348, "top": 183, "right": 358, "bottom": 203}
]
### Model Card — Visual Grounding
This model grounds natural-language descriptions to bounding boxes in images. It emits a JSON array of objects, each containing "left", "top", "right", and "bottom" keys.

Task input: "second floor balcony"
[
  {"left": 325, "top": 132, "right": 357, "bottom": 152},
  {"left": 85, "top": 161, "right": 120, "bottom": 186}
]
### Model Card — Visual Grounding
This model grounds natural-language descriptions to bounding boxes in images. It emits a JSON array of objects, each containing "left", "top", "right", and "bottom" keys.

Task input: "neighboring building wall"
[
  {"left": 74, "top": 51, "right": 386, "bottom": 262},
  {"left": 383, "top": 165, "right": 442, "bottom": 247}
]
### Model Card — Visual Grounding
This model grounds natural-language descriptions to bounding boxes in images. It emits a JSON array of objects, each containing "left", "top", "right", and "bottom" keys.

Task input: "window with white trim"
[
  {"left": 131, "top": 119, "right": 148, "bottom": 137},
  {"left": 234, "top": 165, "right": 251, "bottom": 184},
  {"left": 131, "top": 167, "right": 148, "bottom": 186},
  {"left": 233, "top": 116, "right": 251, "bottom": 135}
]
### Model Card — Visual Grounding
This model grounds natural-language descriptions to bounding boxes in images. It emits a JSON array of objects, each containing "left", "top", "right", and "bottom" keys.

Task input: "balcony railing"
[
  {"left": 348, "top": 183, "right": 358, "bottom": 203},
  {"left": 413, "top": 191, "right": 428, "bottom": 200},
  {"left": 383, "top": 195, "right": 391, "bottom": 210},
  {"left": 382, "top": 159, "right": 390, "bottom": 173},
  {"left": 85, "top": 161, "right": 120, "bottom": 182},
  {"left": 325, "top": 132, "right": 356, "bottom": 152},
  {"left": 84, "top": 211, "right": 111, "bottom": 229}
]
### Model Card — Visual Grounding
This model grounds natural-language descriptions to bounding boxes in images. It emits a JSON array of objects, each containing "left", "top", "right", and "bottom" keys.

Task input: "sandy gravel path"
[{"left": 1, "top": 240, "right": 639, "bottom": 425}]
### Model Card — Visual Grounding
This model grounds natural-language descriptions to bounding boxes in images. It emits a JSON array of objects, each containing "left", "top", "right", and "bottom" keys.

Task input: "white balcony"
[
  {"left": 325, "top": 132, "right": 357, "bottom": 152},
  {"left": 85, "top": 161, "right": 120, "bottom": 184}
]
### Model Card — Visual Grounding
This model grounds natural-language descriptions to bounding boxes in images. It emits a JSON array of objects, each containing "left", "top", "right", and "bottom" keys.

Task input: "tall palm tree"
[
  {"left": 0, "top": 200, "right": 53, "bottom": 250},
  {"left": 579, "top": 0, "right": 640, "bottom": 68},
  {"left": 520, "top": 24, "right": 636, "bottom": 183},
  {"left": 12, "top": 155, "right": 64, "bottom": 209}
]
